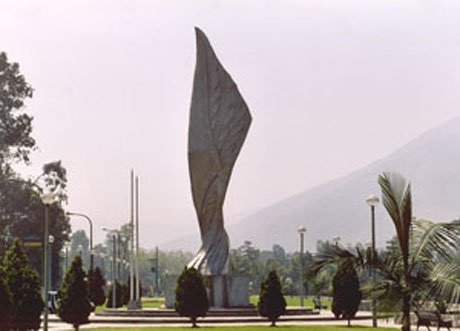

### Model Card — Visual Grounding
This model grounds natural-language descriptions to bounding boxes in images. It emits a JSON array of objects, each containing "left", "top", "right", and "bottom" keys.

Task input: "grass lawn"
[
  {"left": 96, "top": 296, "right": 329, "bottom": 313},
  {"left": 87, "top": 326, "right": 397, "bottom": 331}
]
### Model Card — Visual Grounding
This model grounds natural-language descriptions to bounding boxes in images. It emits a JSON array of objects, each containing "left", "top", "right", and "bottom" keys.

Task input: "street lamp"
[
  {"left": 41, "top": 190, "right": 56, "bottom": 331},
  {"left": 366, "top": 194, "right": 380, "bottom": 328},
  {"left": 49, "top": 235, "right": 54, "bottom": 291},
  {"left": 297, "top": 225, "right": 306, "bottom": 307},
  {"left": 66, "top": 212, "right": 94, "bottom": 271},
  {"left": 333, "top": 236, "right": 341, "bottom": 247},
  {"left": 77, "top": 244, "right": 83, "bottom": 257},
  {"left": 103, "top": 227, "right": 118, "bottom": 308}
]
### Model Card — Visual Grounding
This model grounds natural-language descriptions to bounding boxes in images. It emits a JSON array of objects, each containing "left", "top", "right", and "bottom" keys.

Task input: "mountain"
[{"left": 163, "top": 116, "right": 460, "bottom": 252}]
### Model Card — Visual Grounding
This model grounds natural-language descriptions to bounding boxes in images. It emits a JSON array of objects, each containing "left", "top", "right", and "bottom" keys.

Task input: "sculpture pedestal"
[
  {"left": 127, "top": 299, "right": 142, "bottom": 310},
  {"left": 165, "top": 274, "right": 250, "bottom": 308}
]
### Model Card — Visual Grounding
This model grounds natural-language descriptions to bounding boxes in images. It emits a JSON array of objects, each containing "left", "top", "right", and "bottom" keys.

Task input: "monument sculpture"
[
  {"left": 165, "top": 28, "right": 252, "bottom": 308},
  {"left": 187, "top": 27, "right": 252, "bottom": 276}
]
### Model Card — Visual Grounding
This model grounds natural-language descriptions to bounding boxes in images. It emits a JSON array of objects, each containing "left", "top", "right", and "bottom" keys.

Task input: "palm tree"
[
  {"left": 379, "top": 172, "right": 460, "bottom": 331},
  {"left": 311, "top": 172, "right": 460, "bottom": 331}
]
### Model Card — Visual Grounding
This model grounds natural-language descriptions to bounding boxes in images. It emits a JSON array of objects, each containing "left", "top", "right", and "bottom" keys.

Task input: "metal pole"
[
  {"left": 112, "top": 233, "right": 117, "bottom": 308},
  {"left": 155, "top": 246, "right": 159, "bottom": 296},
  {"left": 117, "top": 235, "right": 121, "bottom": 280},
  {"left": 371, "top": 205, "right": 377, "bottom": 328},
  {"left": 65, "top": 244, "right": 68, "bottom": 270},
  {"left": 135, "top": 176, "right": 140, "bottom": 303},
  {"left": 66, "top": 212, "right": 94, "bottom": 271},
  {"left": 130, "top": 170, "right": 134, "bottom": 303},
  {"left": 300, "top": 232, "right": 304, "bottom": 307},
  {"left": 43, "top": 204, "right": 50, "bottom": 331},
  {"left": 48, "top": 240, "right": 52, "bottom": 290}
]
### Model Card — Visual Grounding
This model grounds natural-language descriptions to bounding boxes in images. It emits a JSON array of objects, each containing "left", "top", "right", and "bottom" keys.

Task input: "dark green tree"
[
  {"left": 331, "top": 260, "right": 362, "bottom": 326},
  {"left": 57, "top": 255, "right": 91, "bottom": 330},
  {"left": 106, "top": 280, "right": 123, "bottom": 308},
  {"left": 88, "top": 267, "right": 105, "bottom": 307},
  {"left": 3, "top": 238, "right": 44, "bottom": 330},
  {"left": 0, "top": 52, "right": 35, "bottom": 170},
  {"left": 257, "top": 269, "right": 286, "bottom": 327},
  {"left": 175, "top": 267, "right": 209, "bottom": 328},
  {"left": 0, "top": 269, "right": 12, "bottom": 330}
]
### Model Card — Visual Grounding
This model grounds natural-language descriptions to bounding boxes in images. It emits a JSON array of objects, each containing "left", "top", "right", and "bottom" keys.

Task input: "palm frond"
[
  {"left": 427, "top": 261, "right": 460, "bottom": 304},
  {"left": 378, "top": 172, "right": 412, "bottom": 264},
  {"left": 411, "top": 219, "right": 460, "bottom": 265}
]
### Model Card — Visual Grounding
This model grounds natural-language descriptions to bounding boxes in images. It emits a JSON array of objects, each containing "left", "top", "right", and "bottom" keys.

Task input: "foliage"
[
  {"left": 257, "top": 270, "right": 287, "bottom": 327},
  {"left": 0, "top": 52, "right": 35, "bottom": 168},
  {"left": 175, "top": 267, "right": 209, "bottom": 327},
  {"left": 107, "top": 280, "right": 123, "bottom": 308},
  {"left": 312, "top": 173, "right": 460, "bottom": 331},
  {"left": 331, "top": 260, "right": 361, "bottom": 326},
  {"left": 58, "top": 255, "right": 91, "bottom": 330},
  {"left": 88, "top": 267, "right": 106, "bottom": 307},
  {"left": 2, "top": 238, "right": 44, "bottom": 330},
  {"left": 0, "top": 268, "right": 12, "bottom": 330}
]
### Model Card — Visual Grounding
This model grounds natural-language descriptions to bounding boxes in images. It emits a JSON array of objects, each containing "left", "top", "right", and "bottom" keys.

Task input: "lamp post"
[
  {"left": 103, "top": 227, "right": 118, "bottom": 308},
  {"left": 366, "top": 194, "right": 380, "bottom": 328},
  {"left": 297, "top": 226, "right": 306, "bottom": 307},
  {"left": 333, "top": 236, "right": 341, "bottom": 247},
  {"left": 64, "top": 242, "right": 70, "bottom": 271},
  {"left": 77, "top": 244, "right": 83, "bottom": 257},
  {"left": 49, "top": 235, "right": 54, "bottom": 290},
  {"left": 41, "top": 191, "right": 56, "bottom": 331},
  {"left": 66, "top": 212, "right": 94, "bottom": 271}
]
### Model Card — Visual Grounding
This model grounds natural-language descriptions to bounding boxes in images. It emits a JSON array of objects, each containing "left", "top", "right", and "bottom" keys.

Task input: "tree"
[
  {"left": 0, "top": 52, "right": 35, "bottom": 170},
  {"left": 257, "top": 270, "right": 286, "bottom": 327},
  {"left": 0, "top": 269, "right": 12, "bottom": 330},
  {"left": 88, "top": 267, "right": 105, "bottom": 308},
  {"left": 331, "top": 260, "right": 361, "bottom": 326},
  {"left": 2, "top": 238, "right": 44, "bottom": 330},
  {"left": 311, "top": 173, "right": 460, "bottom": 331},
  {"left": 106, "top": 280, "right": 123, "bottom": 308},
  {"left": 175, "top": 267, "right": 209, "bottom": 328},
  {"left": 57, "top": 255, "right": 91, "bottom": 331}
]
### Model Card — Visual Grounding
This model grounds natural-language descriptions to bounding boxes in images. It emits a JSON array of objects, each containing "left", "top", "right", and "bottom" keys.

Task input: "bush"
[
  {"left": 257, "top": 269, "right": 286, "bottom": 327},
  {"left": 175, "top": 267, "right": 209, "bottom": 328},
  {"left": 88, "top": 267, "right": 105, "bottom": 307},
  {"left": 3, "top": 238, "right": 44, "bottom": 330},
  {"left": 332, "top": 260, "right": 362, "bottom": 327},
  {"left": 106, "top": 280, "right": 123, "bottom": 308},
  {"left": 0, "top": 270, "right": 12, "bottom": 330},
  {"left": 57, "top": 255, "right": 91, "bottom": 330}
]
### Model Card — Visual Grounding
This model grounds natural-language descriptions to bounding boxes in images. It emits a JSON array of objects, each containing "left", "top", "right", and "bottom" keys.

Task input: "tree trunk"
[
  {"left": 348, "top": 318, "right": 351, "bottom": 327},
  {"left": 270, "top": 318, "right": 276, "bottom": 327},
  {"left": 401, "top": 293, "right": 411, "bottom": 331},
  {"left": 191, "top": 316, "right": 197, "bottom": 328}
]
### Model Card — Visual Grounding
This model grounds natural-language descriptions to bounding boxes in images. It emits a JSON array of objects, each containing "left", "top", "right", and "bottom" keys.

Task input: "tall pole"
[
  {"left": 129, "top": 170, "right": 135, "bottom": 304},
  {"left": 112, "top": 233, "right": 117, "bottom": 308},
  {"left": 300, "top": 231, "right": 304, "bottom": 307},
  {"left": 65, "top": 243, "right": 69, "bottom": 270},
  {"left": 371, "top": 205, "right": 377, "bottom": 328},
  {"left": 66, "top": 212, "right": 94, "bottom": 271},
  {"left": 135, "top": 176, "right": 140, "bottom": 303},
  {"left": 155, "top": 246, "right": 159, "bottom": 296},
  {"left": 297, "top": 226, "right": 306, "bottom": 307},
  {"left": 366, "top": 194, "right": 379, "bottom": 328},
  {"left": 43, "top": 204, "right": 50, "bottom": 331}
]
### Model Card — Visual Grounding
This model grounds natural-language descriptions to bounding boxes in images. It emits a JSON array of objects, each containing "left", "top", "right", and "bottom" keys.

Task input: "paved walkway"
[{"left": 41, "top": 310, "right": 457, "bottom": 330}]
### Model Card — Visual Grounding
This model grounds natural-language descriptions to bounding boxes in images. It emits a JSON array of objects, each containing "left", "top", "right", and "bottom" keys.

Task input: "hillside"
[{"left": 163, "top": 116, "right": 460, "bottom": 252}]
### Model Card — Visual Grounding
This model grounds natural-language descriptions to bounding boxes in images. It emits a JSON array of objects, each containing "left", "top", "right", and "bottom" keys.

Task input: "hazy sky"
[{"left": 2, "top": 0, "right": 460, "bottom": 250}]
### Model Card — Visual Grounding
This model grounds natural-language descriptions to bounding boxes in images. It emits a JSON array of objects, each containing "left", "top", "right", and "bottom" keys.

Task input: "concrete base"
[
  {"left": 165, "top": 274, "right": 250, "bottom": 308},
  {"left": 127, "top": 299, "right": 142, "bottom": 310}
]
